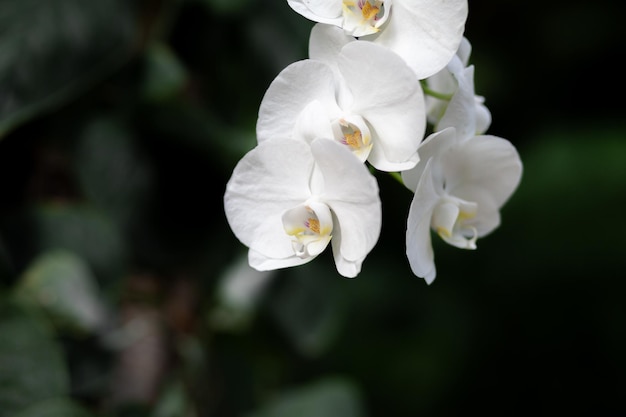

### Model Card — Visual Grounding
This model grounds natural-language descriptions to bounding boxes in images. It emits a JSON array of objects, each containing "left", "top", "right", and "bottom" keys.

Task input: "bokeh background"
[{"left": 1, "top": 0, "right": 625, "bottom": 416}]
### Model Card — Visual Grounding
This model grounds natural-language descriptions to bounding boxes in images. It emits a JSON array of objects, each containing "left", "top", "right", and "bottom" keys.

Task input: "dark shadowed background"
[{"left": 1, "top": 0, "right": 625, "bottom": 416}]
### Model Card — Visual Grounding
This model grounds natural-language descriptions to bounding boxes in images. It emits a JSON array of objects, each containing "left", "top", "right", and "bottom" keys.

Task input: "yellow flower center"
[
  {"left": 339, "top": 119, "right": 369, "bottom": 151},
  {"left": 306, "top": 217, "right": 320, "bottom": 234},
  {"left": 361, "top": 2, "right": 380, "bottom": 20},
  {"left": 343, "top": 130, "right": 362, "bottom": 149},
  {"left": 331, "top": 116, "right": 373, "bottom": 163},
  {"left": 341, "top": 0, "right": 389, "bottom": 37},
  {"left": 282, "top": 201, "right": 333, "bottom": 259}
]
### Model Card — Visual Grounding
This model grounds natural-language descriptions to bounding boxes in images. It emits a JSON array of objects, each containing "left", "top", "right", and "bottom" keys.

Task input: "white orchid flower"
[
  {"left": 401, "top": 127, "right": 522, "bottom": 284},
  {"left": 257, "top": 36, "right": 425, "bottom": 172},
  {"left": 224, "top": 137, "right": 381, "bottom": 278},
  {"left": 286, "top": 0, "right": 468, "bottom": 79},
  {"left": 425, "top": 37, "right": 492, "bottom": 136}
]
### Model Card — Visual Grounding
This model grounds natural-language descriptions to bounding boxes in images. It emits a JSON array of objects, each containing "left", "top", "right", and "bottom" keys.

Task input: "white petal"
[
  {"left": 432, "top": 200, "right": 461, "bottom": 238},
  {"left": 438, "top": 225, "right": 478, "bottom": 249},
  {"left": 474, "top": 96, "right": 492, "bottom": 135},
  {"left": 441, "top": 135, "right": 523, "bottom": 235},
  {"left": 406, "top": 159, "right": 441, "bottom": 284},
  {"left": 445, "top": 52, "right": 466, "bottom": 76},
  {"left": 338, "top": 41, "right": 426, "bottom": 169},
  {"left": 310, "top": 139, "right": 382, "bottom": 267},
  {"left": 294, "top": 100, "right": 336, "bottom": 143},
  {"left": 308, "top": 23, "right": 355, "bottom": 108},
  {"left": 333, "top": 256, "right": 363, "bottom": 278},
  {"left": 367, "top": 147, "right": 419, "bottom": 172},
  {"left": 287, "top": 0, "right": 343, "bottom": 23},
  {"left": 424, "top": 62, "right": 457, "bottom": 126},
  {"left": 456, "top": 36, "right": 472, "bottom": 66},
  {"left": 432, "top": 196, "right": 478, "bottom": 249},
  {"left": 436, "top": 65, "right": 477, "bottom": 140},
  {"left": 248, "top": 248, "right": 313, "bottom": 271},
  {"left": 339, "top": 41, "right": 420, "bottom": 112},
  {"left": 224, "top": 139, "right": 314, "bottom": 259},
  {"left": 401, "top": 127, "right": 457, "bottom": 192},
  {"left": 309, "top": 23, "right": 354, "bottom": 64},
  {"left": 363, "top": 101, "right": 424, "bottom": 171},
  {"left": 331, "top": 222, "right": 366, "bottom": 278},
  {"left": 256, "top": 60, "right": 340, "bottom": 143},
  {"left": 428, "top": 55, "right": 460, "bottom": 95},
  {"left": 457, "top": 189, "right": 501, "bottom": 237},
  {"left": 371, "top": 0, "right": 468, "bottom": 79}
]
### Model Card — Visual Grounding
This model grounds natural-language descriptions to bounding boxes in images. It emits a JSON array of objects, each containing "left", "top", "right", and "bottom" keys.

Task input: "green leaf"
[
  {"left": 247, "top": 377, "right": 366, "bottom": 417},
  {"left": 14, "top": 250, "right": 108, "bottom": 334},
  {"left": 0, "top": 298, "right": 70, "bottom": 417},
  {"left": 0, "top": 0, "right": 137, "bottom": 138}
]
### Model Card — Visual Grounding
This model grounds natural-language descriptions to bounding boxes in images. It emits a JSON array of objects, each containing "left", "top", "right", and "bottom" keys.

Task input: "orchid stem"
[
  {"left": 389, "top": 171, "right": 404, "bottom": 185},
  {"left": 420, "top": 81, "right": 453, "bottom": 101}
]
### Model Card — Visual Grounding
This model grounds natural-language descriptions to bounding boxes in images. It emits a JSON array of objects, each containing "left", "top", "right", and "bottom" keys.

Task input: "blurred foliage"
[
  {"left": 0, "top": 0, "right": 136, "bottom": 136},
  {"left": 0, "top": 0, "right": 625, "bottom": 416},
  {"left": 0, "top": 298, "right": 70, "bottom": 416},
  {"left": 14, "top": 249, "right": 108, "bottom": 334}
]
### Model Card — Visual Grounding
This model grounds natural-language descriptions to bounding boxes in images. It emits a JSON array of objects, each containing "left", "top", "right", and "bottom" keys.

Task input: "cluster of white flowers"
[{"left": 224, "top": 0, "right": 522, "bottom": 283}]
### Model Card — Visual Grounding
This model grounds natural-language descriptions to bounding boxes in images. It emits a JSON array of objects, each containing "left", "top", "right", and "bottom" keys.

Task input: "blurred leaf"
[
  {"left": 247, "top": 377, "right": 366, "bottom": 417},
  {"left": 74, "top": 117, "right": 154, "bottom": 229},
  {"left": 0, "top": 298, "right": 70, "bottom": 417},
  {"left": 151, "top": 378, "right": 195, "bottom": 417},
  {"left": 266, "top": 261, "right": 346, "bottom": 357},
  {"left": 14, "top": 249, "right": 108, "bottom": 334},
  {"left": 0, "top": 0, "right": 137, "bottom": 137},
  {"left": 32, "top": 204, "right": 128, "bottom": 285},
  {"left": 13, "top": 398, "right": 95, "bottom": 417},
  {"left": 141, "top": 43, "right": 188, "bottom": 103},
  {"left": 209, "top": 254, "right": 276, "bottom": 332},
  {"left": 0, "top": 203, "right": 128, "bottom": 289}
]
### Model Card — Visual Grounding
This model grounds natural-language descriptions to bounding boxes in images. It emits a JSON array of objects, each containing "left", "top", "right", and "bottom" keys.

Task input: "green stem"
[
  {"left": 420, "top": 81, "right": 453, "bottom": 101},
  {"left": 389, "top": 171, "right": 404, "bottom": 185}
]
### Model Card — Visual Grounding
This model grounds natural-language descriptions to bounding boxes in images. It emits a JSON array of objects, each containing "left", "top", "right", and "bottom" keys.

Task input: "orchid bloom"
[
  {"left": 286, "top": 0, "right": 468, "bottom": 79},
  {"left": 401, "top": 127, "right": 522, "bottom": 283},
  {"left": 424, "top": 37, "right": 492, "bottom": 136},
  {"left": 224, "top": 138, "right": 381, "bottom": 278},
  {"left": 256, "top": 34, "right": 425, "bottom": 172}
]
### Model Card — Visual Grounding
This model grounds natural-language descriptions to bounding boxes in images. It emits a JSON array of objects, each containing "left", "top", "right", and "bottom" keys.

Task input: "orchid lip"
[
  {"left": 331, "top": 115, "right": 373, "bottom": 162},
  {"left": 342, "top": 0, "right": 391, "bottom": 37},
  {"left": 432, "top": 195, "right": 478, "bottom": 250},
  {"left": 282, "top": 200, "right": 334, "bottom": 259}
]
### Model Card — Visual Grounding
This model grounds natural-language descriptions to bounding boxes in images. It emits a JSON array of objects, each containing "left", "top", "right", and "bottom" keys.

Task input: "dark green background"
[{"left": 1, "top": 0, "right": 625, "bottom": 416}]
